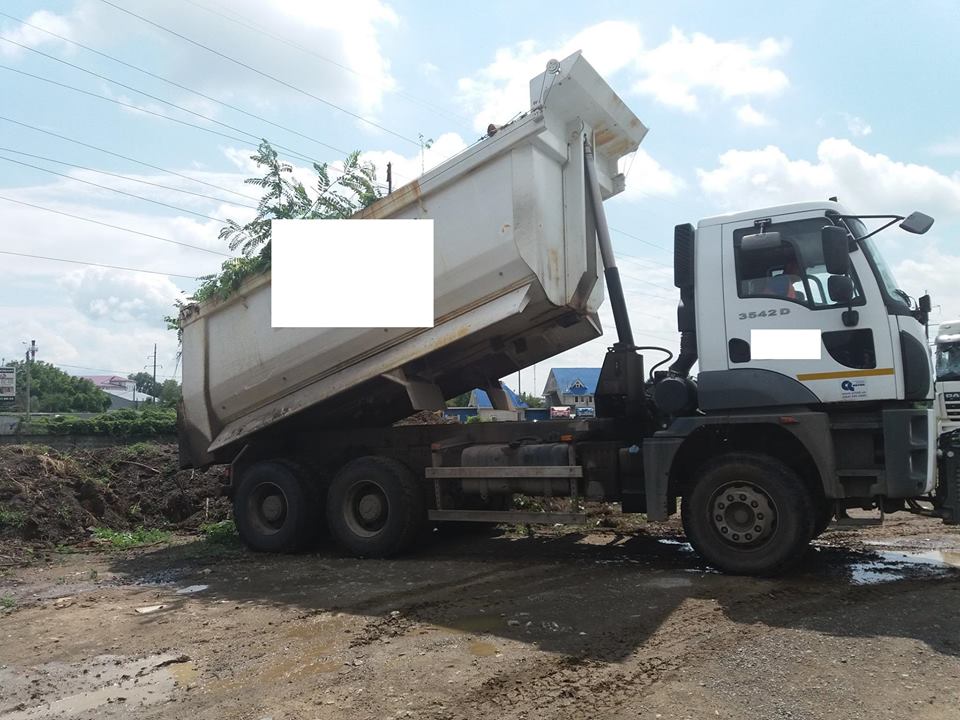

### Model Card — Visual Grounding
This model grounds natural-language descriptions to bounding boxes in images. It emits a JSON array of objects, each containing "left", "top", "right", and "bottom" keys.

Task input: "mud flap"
[{"left": 937, "top": 430, "right": 960, "bottom": 524}]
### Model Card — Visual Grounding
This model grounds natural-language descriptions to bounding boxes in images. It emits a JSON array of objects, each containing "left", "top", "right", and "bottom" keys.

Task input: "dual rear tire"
[{"left": 233, "top": 456, "right": 426, "bottom": 557}]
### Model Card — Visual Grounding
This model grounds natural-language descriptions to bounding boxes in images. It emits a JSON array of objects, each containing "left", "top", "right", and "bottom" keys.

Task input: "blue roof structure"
[
  {"left": 544, "top": 368, "right": 601, "bottom": 396},
  {"left": 469, "top": 382, "right": 528, "bottom": 409}
]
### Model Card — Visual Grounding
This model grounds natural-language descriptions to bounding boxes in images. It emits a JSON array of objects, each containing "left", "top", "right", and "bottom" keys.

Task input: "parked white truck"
[
  {"left": 178, "top": 53, "right": 952, "bottom": 575},
  {"left": 935, "top": 320, "right": 960, "bottom": 433}
]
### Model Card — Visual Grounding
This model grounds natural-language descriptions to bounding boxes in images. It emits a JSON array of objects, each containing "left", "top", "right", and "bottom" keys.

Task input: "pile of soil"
[
  {"left": 0, "top": 444, "right": 230, "bottom": 547},
  {"left": 393, "top": 410, "right": 458, "bottom": 426}
]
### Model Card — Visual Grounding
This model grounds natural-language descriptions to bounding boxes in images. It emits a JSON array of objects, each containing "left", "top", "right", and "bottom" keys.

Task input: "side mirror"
[
  {"left": 822, "top": 226, "right": 850, "bottom": 275},
  {"left": 900, "top": 212, "right": 934, "bottom": 235},
  {"left": 828, "top": 274, "right": 855, "bottom": 304},
  {"left": 919, "top": 294, "right": 932, "bottom": 313}
]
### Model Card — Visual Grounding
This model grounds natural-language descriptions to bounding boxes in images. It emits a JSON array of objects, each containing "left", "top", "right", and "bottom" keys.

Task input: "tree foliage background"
[{"left": 10, "top": 361, "right": 111, "bottom": 413}]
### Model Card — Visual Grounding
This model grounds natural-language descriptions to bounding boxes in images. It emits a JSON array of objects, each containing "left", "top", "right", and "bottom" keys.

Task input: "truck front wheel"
[
  {"left": 681, "top": 453, "right": 814, "bottom": 576},
  {"left": 327, "top": 457, "right": 426, "bottom": 557},
  {"left": 233, "top": 461, "right": 314, "bottom": 553}
]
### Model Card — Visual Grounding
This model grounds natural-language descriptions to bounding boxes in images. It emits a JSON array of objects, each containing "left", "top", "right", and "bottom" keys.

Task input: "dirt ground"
[{"left": 1, "top": 510, "right": 959, "bottom": 720}]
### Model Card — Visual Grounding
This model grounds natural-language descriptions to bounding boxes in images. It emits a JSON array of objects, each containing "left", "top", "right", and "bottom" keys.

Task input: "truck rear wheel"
[
  {"left": 811, "top": 498, "right": 835, "bottom": 539},
  {"left": 681, "top": 453, "right": 814, "bottom": 576},
  {"left": 327, "top": 457, "right": 426, "bottom": 557},
  {"left": 233, "top": 461, "right": 314, "bottom": 553}
]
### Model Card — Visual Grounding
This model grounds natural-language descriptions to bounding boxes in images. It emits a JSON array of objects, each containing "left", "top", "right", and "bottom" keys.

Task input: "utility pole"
[
  {"left": 387, "top": 161, "right": 392, "bottom": 194},
  {"left": 152, "top": 343, "right": 158, "bottom": 402},
  {"left": 23, "top": 340, "right": 37, "bottom": 423}
]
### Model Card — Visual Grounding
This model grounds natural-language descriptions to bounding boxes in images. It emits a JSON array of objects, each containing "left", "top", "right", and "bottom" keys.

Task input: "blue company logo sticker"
[{"left": 840, "top": 378, "right": 867, "bottom": 398}]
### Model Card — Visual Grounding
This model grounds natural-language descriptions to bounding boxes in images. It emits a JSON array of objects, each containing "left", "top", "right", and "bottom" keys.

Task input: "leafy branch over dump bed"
[{"left": 166, "top": 141, "right": 383, "bottom": 332}]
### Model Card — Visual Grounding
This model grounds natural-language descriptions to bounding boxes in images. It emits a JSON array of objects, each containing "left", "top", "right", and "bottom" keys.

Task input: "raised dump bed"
[{"left": 178, "top": 52, "right": 647, "bottom": 467}]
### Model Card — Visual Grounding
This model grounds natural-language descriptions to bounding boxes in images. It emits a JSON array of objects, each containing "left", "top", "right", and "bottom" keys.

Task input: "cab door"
[{"left": 719, "top": 210, "right": 898, "bottom": 404}]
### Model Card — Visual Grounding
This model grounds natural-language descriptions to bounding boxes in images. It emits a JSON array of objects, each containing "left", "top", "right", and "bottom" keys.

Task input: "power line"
[
  {"left": 617, "top": 250, "right": 673, "bottom": 270},
  {"left": 0, "top": 63, "right": 285, "bottom": 154},
  {"left": 0, "top": 11, "right": 364, "bottom": 160},
  {"left": 0, "top": 249, "right": 200, "bottom": 279},
  {"left": 97, "top": 0, "right": 420, "bottom": 146},
  {"left": 0, "top": 66, "right": 397, "bottom": 189},
  {"left": 56, "top": 362, "right": 180, "bottom": 380},
  {"left": 178, "top": 0, "right": 474, "bottom": 130},
  {"left": 0, "top": 194, "right": 229, "bottom": 256},
  {"left": 0, "top": 114, "right": 262, "bottom": 203},
  {"left": 0, "top": 38, "right": 347, "bottom": 166},
  {"left": 0, "top": 154, "right": 229, "bottom": 223},
  {"left": 617, "top": 269, "right": 677, "bottom": 296},
  {"left": 0, "top": 146, "right": 258, "bottom": 210},
  {"left": 609, "top": 225, "right": 672, "bottom": 254}
]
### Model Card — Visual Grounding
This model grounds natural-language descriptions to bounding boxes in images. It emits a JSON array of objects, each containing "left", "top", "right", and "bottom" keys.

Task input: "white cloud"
[
  {"left": 929, "top": 135, "right": 960, "bottom": 157},
  {"left": 634, "top": 30, "right": 789, "bottom": 112},
  {"left": 0, "top": 10, "right": 73, "bottom": 57},
  {"left": 2, "top": 304, "right": 183, "bottom": 381},
  {"left": 1, "top": 0, "right": 399, "bottom": 117},
  {"left": 894, "top": 246, "right": 960, "bottom": 327},
  {"left": 457, "top": 23, "right": 789, "bottom": 132},
  {"left": 615, "top": 149, "right": 685, "bottom": 200},
  {"left": 843, "top": 114, "right": 872, "bottom": 137},
  {"left": 58, "top": 268, "right": 181, "bottom": 323},
  {"left": 457, "top": 21, "right": 644, "bottom": 131},
  {"left": 736, "top": 104, "right": 771, "bottom": 127},
  {"left": 697, "top": 138, "right": 960, "bottom": 221},
  {"left": 360, "top": 132, "right": 468, "bottom": 185}
]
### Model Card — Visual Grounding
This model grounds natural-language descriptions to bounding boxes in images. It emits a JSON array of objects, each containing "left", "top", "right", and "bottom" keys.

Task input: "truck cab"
[
  {"left": 935, "top": 320, "right": 960, "bottom": 434},
  {"left": 638, "top": 201, "right": 939, "bottom": 572},
  {"left": 692, "top": 201, "right": 932, "bottom": 408}
]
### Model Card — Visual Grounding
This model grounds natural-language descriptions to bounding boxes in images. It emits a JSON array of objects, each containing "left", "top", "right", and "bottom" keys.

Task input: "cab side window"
[{"left": 733, "top": 218, "right": 862, "bottom": 309}]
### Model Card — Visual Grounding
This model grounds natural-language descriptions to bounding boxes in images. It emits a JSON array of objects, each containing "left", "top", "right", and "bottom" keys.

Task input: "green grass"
[
  {"left": 200, "top": 519, "right": 237, "bottom": 544},
  {"left": 117, "top": 441, "right": 160, "bottom": 459},
  {"left": 92, "top": 526, "right": 171, "bottom": 549},
  {"left": 0, "top": 596, "right": 15, "bottom": 609},
  {"left": 0, "top": 506, "right": 27, "bottom": 529}
]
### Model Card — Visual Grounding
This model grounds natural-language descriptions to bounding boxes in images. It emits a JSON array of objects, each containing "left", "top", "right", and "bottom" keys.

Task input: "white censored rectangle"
[
  {"left": 750, "top": 329, "right": 822, "bottom": 360},
  {"left": 271, "top": 219, "right": 433, "bottom": 328}
]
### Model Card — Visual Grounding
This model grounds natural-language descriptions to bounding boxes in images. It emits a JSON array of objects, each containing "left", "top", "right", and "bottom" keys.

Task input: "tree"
[
  {"left": 158, "top": 379, "right": 181, "bottom": 408},
  {"left": 11, "top": 361, "right": 111, "bottom": 413},
  {"left": 446, "top": 391, "right": 472, "bottom": 408},
  {"left": 519, "top": 392, "right": 545, "bottom": 408},
  {"left": 127, "top": 372, "right": 160, "bottom": 400},
  {"left": 188, "top": 141, "right": 382, "bottom": 305}
]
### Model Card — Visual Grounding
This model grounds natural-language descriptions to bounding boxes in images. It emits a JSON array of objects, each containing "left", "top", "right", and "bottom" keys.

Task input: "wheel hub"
[
  {"left": 261, "top": 494, "right": 284, "bottom": 522},
  {"left": 344, "top": 481, "right": 390, "bottom": 537},
  {"left": 710, "top": 483, "right": 775, "bottom": 545},
  {"left": 358, "top": 493, "right": 385, "bottom": 522}
]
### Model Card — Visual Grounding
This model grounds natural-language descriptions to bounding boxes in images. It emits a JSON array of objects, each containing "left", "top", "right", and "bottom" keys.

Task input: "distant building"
[
  {"left": 468, "top": 383, "right": 528, "bottom": 410},
  {"left": 542, "top": 368, "right": 600, "bottom": 409},
  {"left": 443, "top": 382, "right": 530, "bottom": 422},
  {"left": 80, "top": 375, "right": 156, "bottom": 410}
]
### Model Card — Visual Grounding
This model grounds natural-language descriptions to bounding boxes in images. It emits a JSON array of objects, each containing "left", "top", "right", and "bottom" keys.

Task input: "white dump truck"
[{"left": 179, "top": 53, "right": 952, "bottom": 575}]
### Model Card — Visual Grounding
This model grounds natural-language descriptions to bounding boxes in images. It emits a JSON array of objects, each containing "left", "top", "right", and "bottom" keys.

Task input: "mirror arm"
[{"left": 833, "top": 215, "right": 902, "bottom": 242}]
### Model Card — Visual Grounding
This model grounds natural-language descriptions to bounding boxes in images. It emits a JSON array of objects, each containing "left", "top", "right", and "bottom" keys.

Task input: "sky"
[{"left": 1, "top": 0, "right": 959, "bottom": 396}]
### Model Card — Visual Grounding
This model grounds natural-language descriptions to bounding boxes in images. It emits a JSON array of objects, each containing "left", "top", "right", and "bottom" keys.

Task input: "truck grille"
[{"left": 945, "top": 402, "right": 960, "bottom": 421}]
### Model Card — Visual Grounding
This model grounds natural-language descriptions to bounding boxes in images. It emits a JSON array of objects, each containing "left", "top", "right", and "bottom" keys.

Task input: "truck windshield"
[
  {"left": 861, "top": 237, "right": 910, "bottom": 310},
  {"left": 843, "top": 217, "right": 911, "bottom": 311},
  {"left": 937, "top": 342, "right": 960, "bottom": 381}
]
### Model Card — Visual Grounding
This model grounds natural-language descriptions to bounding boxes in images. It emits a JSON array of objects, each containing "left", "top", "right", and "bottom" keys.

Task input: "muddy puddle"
[{"left": 0, "top": 653, "right": 192, "bottom": 719}]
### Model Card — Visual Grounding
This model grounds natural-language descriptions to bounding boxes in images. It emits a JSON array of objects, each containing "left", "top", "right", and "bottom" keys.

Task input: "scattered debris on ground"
[
  {"left": 0, "top": 514, "right": 958, "bottom": 719},
  {"left": 0, "top": 444, "right": 229, "bottom": 549}
]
